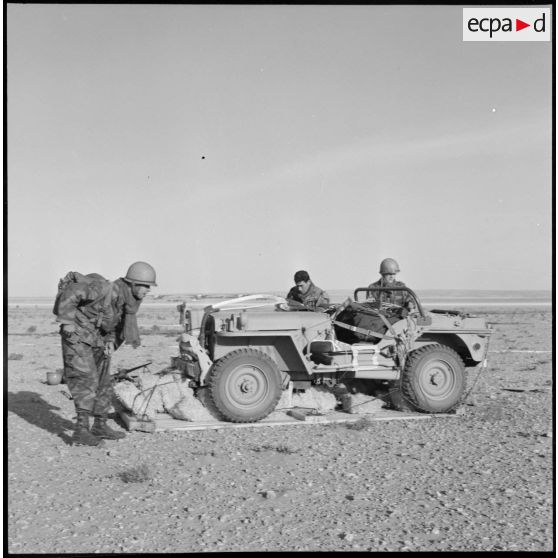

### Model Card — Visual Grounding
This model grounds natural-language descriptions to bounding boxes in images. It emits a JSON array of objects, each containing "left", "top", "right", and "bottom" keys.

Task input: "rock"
[{"left": 340, "top": 533, "right": 355, "bottom": 542}]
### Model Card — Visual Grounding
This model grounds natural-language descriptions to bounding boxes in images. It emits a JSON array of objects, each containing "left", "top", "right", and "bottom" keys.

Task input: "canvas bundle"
[
  {"left": 168, "top": 386, "right": 215, "bottom": 422},
  {"left": 114, "top": 369, "right": 215, "bottom": 422},
  {"left": 113, "top": 381, "right": 163, "bottom": 419}
]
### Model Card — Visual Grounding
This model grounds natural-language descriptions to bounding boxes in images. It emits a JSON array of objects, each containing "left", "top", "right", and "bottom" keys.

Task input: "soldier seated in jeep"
[
  {"left": 334, "top": 259, "right": 415, "bottom": 345},
  {"left": 286, "top": 270, "right": 330, "bottom": 312},
  {"left": 368, "top": 258, "right": 415, "bottom": 313}
]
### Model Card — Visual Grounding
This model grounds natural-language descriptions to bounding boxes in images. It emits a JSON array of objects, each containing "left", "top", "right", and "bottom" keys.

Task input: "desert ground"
[{"left": 7, "top": 301, "right": 553, "bottom": 553}]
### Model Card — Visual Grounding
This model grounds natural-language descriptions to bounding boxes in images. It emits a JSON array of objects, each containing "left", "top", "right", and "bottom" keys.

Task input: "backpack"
[{"left": 53, "top": 271, "right": 113, "bottom": 327}]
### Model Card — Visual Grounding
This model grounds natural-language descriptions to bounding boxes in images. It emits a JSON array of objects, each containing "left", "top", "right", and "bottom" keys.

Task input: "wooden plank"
[{"left": 148, "top": 408, "right": 458, "bottom": 432}]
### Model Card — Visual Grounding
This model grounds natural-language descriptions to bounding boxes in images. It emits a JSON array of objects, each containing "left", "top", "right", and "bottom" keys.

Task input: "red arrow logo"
[{"left": 516, "top": 19, "right": 530, "bottom": 31}]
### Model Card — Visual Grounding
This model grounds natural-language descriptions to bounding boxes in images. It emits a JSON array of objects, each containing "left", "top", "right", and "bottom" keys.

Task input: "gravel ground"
[{"left": 7, "top": 305, "right": 554, "bottom": 553}]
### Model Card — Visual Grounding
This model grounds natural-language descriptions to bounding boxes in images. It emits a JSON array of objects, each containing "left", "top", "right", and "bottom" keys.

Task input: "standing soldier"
[
  {"left": 286, "top": 270, "right": 330, "bottom": 312},
  {"left": 55, "top": 261, "right": 157, "bottom": 446}
]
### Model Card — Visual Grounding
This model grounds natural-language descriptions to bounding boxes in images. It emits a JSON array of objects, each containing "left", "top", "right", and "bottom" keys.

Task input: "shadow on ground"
[{"left": 7, "top": 391, "right": 75, "bottom": 445}]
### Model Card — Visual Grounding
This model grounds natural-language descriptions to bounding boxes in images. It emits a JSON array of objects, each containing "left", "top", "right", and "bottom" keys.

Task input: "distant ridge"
[{"left": 412, "top": 289, "right": 551, "bottom": 298}]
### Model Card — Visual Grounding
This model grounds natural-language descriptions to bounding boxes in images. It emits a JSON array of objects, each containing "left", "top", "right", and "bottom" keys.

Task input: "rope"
[
  {"left": 462, "top": 364, "right": 487, "bottom": 403},
  {"left": 129, "top": 377, "right": 177, "bottom": 420}
]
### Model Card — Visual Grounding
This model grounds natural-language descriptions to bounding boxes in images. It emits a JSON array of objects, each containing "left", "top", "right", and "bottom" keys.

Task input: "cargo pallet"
[{"left": 115, "top": 404, "right": 460, "bottom": 433}]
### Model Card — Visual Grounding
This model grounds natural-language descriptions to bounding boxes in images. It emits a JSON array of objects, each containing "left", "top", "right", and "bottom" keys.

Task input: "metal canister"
[{"left": 46, "top": 370, "right": 63, "bottom": 385}]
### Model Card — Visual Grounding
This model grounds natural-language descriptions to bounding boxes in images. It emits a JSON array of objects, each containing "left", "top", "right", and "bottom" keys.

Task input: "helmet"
[
  {"left": 379, "top": 258, "right": 400, "bottom": 275},
  {"left": 124, "top": 261, "right": 157, "bottom": 286}
]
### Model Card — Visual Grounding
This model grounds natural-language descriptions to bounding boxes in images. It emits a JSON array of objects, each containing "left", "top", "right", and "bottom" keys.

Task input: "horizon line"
[{"left": 6, "top": 287, "right": 553, "bottom": 300}]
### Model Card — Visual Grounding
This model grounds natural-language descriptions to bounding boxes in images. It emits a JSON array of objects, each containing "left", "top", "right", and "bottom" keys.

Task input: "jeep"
[{"left": 172, "top": 287, "right": 492, "bottom": 423}]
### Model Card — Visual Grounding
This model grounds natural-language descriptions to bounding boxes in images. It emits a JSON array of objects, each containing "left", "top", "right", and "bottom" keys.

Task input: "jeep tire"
[
  {"left": 399, "top": 344, "right": 465, "bottom": 413},
  {"left": 207, "top": 348, "right": 283, "bottom": 423}
]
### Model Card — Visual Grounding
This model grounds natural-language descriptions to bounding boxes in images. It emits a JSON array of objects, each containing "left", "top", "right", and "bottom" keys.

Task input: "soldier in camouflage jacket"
[
  {"left": 56, "top": 262, "right": 157, "bottom": 446},
  {"left": 286, "top": 270, "right": 330, "bottom": 312}
]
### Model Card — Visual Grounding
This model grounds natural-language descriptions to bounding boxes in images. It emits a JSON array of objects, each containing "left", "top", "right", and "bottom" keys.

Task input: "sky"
[{"left": 7, "top": 4, "right": 553, "bottom": 296}]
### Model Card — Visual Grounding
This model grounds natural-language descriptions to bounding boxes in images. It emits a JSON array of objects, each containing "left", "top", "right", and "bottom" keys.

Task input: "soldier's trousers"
[{"left": 60, "top": 335, "right": 113, "bottom": 416}]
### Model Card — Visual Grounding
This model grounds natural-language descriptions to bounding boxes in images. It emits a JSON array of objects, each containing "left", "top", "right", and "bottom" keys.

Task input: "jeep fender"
[
  {"left": 204, "top": 333, "right": 313, "bottom": 385},
  {"left": 414, "top": 333, "right": 487, "bottom": 366}
]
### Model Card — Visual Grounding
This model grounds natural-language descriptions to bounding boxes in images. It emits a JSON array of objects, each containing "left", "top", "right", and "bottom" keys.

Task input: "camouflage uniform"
[
  {"left": 335, "top": 279, "right": 414, "bottom": 344},
  {"left": 367, "top": 278, "right": 413, "bottom": 310},
  {"left": 57, "top": 278, "right": 140, "bottom": 416},
  {"left": 286, "top": 282, "right": 330, "bottom": 312}
]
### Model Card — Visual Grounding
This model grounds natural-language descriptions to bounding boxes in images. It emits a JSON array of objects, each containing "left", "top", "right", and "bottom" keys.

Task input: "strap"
[
  {"left": 375, "top": 311, "right": 398, "bottom": 338},
  {"left": 102, "top": 281, "right": 113, "bottom": 306},
  {"left": 94, "top": 281, "right": 114, "bottom": 328}
]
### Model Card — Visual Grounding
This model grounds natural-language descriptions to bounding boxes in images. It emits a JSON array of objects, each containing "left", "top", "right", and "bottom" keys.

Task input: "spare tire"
[{"left": 207, "top": 348, "right": 283, "bottom": 423}]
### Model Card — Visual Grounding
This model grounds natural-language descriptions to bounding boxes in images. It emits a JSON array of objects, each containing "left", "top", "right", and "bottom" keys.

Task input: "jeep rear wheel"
[
  {"left": 400, "top": 344, "right": 465, "bottom": 413},
  {"left": 207, "top": 348, "right": 282, "bottom": 423}
]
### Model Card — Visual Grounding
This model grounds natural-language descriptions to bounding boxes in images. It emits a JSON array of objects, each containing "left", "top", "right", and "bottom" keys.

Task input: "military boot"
[
  {"left": 91, "top": 416, "right": 126, "bottom": 440},
  {"left": 72, "top": 411, "right": 103, "bottom": 446}
]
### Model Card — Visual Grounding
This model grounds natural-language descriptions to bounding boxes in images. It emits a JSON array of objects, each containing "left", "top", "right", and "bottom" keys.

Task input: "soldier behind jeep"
[
  {"left": 335, "top": 258, "right": 415, "bottom": 344},
  {"left": 286, "top": 270, "right": 330, "bottom": 312},
  {"left": 367, "top": 258, "right": 415, "bottom": 314}
]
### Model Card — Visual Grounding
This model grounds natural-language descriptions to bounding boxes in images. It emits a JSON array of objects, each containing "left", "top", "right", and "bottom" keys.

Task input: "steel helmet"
[
  {"left": 124, "top": 261, "right": 157, "bottom": 286},
  {"left": 379, "top": 258, "right": 400, "bottom": 275}
]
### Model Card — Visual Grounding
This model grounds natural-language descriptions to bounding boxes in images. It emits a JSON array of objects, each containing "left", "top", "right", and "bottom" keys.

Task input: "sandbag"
[
  {"left": 292, "top": 386, "right": 337, "bottom": 412},
  {"left": 158, "top": 377, "right": 191, "bottom": 410},
  {"left": 113, "top": 381, "right": 162, "bottom": 418},
  {"left": 341, "top": 392, "right": 384, "bottom": 414},
  {"left": 168, "top": 387, "right": 215, "bottom": 422},
  {"left": 135, "top": 370, "right": 165, "bottom": 413}
]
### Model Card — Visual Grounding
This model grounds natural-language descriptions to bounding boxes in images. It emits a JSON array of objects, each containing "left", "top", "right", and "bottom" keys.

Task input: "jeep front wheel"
[
  {"left": 400, "top": 344, "right": 465, "bottom": 413},
  {"left": 207, "top": 348, "right": 282, "bottom": 423}
]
